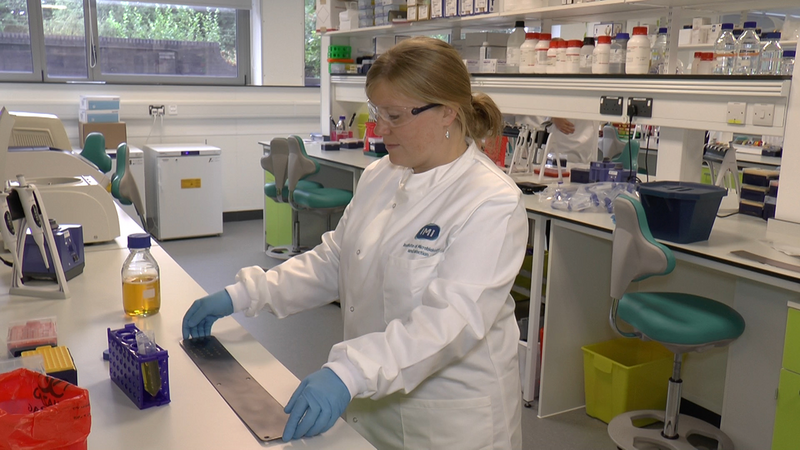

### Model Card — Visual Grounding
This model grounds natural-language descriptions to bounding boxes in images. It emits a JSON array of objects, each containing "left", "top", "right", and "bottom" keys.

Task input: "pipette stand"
[
  {"left": 507, "top": 126, "right": 530, "bottom": 175},
  {"left": 704, "top": 141, "right": 741, "bottom": 214},
  {"left": 8, "top": 183, "right": 70, "bottom": 299},
  {"left": 536, "top": 149, "right": 567, "bottom": 183}
]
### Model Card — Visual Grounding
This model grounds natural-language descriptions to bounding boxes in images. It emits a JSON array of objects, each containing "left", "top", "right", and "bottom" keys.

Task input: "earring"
[{"left": 445, "top": 130, "right": 450, "bottom": 139}]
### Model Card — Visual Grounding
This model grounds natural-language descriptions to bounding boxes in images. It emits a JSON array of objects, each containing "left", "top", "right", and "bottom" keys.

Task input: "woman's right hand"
[{"left": 182, "top": 290, "right": 234, "bottom": 339}]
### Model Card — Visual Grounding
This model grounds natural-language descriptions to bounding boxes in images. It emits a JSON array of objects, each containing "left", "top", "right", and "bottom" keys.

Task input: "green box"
[{"left": 582, "top": 338, "right": 673, "bottom": 423}]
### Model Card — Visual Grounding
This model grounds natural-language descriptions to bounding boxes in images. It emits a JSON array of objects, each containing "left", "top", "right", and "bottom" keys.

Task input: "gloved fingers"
[
  {"left": 182, "top": 300, "right": 205, "bottom": 339},
  {"left": 284, "top": 379, "right": 309, "bottom": 413},
  {"left": 282, "top": 395, "right": 309, "bottom": 442},
  {"left": 203, "top": 318, "right": 215, "bottom": 337},
  {"left": 306, "top": 399, "right": 334, "bottom": 437},
  {"left": 293, "top": 396, "right": 322, "bottom": 439},
  {"left": 324, "top": 410, "right": 339, "bottom": 435}
]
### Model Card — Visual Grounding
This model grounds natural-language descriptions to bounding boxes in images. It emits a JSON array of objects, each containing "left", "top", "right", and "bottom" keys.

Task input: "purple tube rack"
[{"left": 107, "top": 323, "right": 170, "bottom": 409}]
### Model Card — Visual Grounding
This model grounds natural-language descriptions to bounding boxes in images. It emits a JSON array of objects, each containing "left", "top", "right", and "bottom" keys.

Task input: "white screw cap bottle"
[{"left": 626, "top": 26, "right": 651, "bottom": 74}]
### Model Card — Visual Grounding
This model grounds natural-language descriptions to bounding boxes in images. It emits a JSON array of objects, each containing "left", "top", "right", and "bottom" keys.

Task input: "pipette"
[{"left": 14, "top": 176, "right": 49, "bottom": 269}]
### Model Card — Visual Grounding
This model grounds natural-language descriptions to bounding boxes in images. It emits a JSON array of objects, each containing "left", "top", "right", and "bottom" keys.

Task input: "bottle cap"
[
  {"left": 568, "top": 40, "right": 583, "bottom": 47},
  {"left": 633, "top": 26, "right": 648, "bottom": 36},
  {"left": 784, "top": 50, "right": 796, "bottom": 58},
  {"left": 539, "top": 33, "right": 551, "bottom": 40},
  {"left": 549, "top": 40, "right": 559, "bottom": 49},
  {"left": 615, "top": 33, "right": 630, "bottom": 40},
  {"left": 525, "top": 32, "right": 537, "bottom": 39},
  {"left": 532, "top": 32, "right": 540, "bottom": 39},
  {"left": 514, "top": 20, "right": 525, "bottom": 28},
  {"left": 701, "top": 52, "right": 714, "bottom": 61},
  {"left": 743, "top": 21, "right": 757, "bottom": 29},
  {"left": 128, "top": 233, "right": 152, "bottom": 249},
  {"left": 694, "top": 51, "right": 703, "bottom": 58},
  {"left": 659, "top": 27, "right": 668, "bottom": 34},
  {"left": 583, "top": 37, "right": 595, "bottom": 46},
  {"left": 557, "top": 40, "right": 568, "bottom": 48},
  {"left": 597, "top": 36, "right": 612, "bottom": 44},
  {"left": 721, "top": 23, "right": 734, "bottom": 30}
]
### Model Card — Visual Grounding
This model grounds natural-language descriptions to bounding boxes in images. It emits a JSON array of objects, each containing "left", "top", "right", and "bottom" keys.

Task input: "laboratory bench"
[{"left": 0, "top": 209, "right": 374, "bottom": 450}]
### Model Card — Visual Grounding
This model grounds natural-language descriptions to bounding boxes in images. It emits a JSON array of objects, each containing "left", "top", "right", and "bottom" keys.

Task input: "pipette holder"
[
  {"left": 703, "top": 142, "right": 741, "bottom": 194},
  {"left": 6, "top": 178, "right": 70, "bottom": 299},
  {"left": 108, "top": 323, "right": 170, "bottom": 409}
]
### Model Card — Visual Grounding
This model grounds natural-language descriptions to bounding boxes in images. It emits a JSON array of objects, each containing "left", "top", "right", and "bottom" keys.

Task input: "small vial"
[
  {"left": 781, "top": 50, "right": 795, "bottom": 76},
  {"left": 122, "top": 233, "right": 161, "bottom": 316}
]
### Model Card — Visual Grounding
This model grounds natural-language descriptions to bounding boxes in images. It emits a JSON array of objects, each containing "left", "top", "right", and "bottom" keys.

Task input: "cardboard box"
[
  {"left": 418, "top": 3, "right": 430, "bottom": 19},
  {"left": 79, "top": 122, "right": 127, "bottom": 149},
  {"left": 445, "top": 0, "right": 458, "bottom": 17},
  {"left": 316, "top": 0, "right": 347, "bottom": 32},
  {"left": 460, "top": 0, "right": 473, "bottom": 15},
  {"left": 431, "top": 0, "right": 444, "bottom": 18}
]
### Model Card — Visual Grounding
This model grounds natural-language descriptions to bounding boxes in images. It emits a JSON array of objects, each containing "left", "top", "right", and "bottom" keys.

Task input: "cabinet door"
[
  {"left": 783, "top": 309, "right": 800, "bottom": 373},
  {"left": 773, "top": 369, "right": 800, "bottom": 450}
]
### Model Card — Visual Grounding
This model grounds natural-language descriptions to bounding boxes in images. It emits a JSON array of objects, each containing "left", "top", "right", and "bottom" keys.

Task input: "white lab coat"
[
  {"left": 520, "top": 116, "right": 600, "bottom": 164},
  {"left": 227, "top": 142, "right": 528, "bottom": 449}
]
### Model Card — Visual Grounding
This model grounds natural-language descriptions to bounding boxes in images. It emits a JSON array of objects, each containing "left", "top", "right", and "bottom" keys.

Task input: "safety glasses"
[{"left": 367, "top": 101, "right": 442, "bottom": 127}]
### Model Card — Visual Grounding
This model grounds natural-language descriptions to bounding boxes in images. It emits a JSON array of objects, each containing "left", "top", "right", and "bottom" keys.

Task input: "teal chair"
[
  {"left": 600, "top": 124, "right": 640, "bottom": 172},
  {"left": 111, "top": 143, "right": 147, "bottom": 232},
  {"left": 80, "top": 132, "right": 113, "bottom": 174},
  {"left": 607, "top": 195, "right": 744, "bottom": 450}
]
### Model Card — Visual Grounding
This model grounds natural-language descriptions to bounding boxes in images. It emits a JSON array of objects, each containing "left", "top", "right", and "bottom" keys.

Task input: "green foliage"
[
  {"left": 305, "top": 0, "right": 320, "bottom": 80},
  {"left": 0, "top": 0, "right": 31, "bottom": 33}
]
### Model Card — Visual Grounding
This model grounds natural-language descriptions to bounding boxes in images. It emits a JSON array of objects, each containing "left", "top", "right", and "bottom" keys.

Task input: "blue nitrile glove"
[
  {"left": 283, "top": 368, "right": 351, "bottom": 441},
  {"left": 181, "top": 290, "right": 234, "bottom": 339}
]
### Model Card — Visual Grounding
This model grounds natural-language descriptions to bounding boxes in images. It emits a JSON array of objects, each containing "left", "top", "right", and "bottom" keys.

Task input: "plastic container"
[
  {"left": 759, "top": 32, "right": 783, "bottom": 75},
  {"left": 534, "top": 33, "right": 551, "bottom": 74},
  {"left": 555, "top": 39, "right": 568, "bottom": 74},
  {"left": 566, "top": 40, "right": 582, "bottom": 74},
  {"left": 582, "top": 338, "right": 673, "bottom": 424},
  {"left": 506, "top": 20, "right": 527, "bottom": 73},
  {"left": 107, "top": 323, "right": 170, "bottom": 409},
  {"left": 545, "top": 39, "right": 559, "bottom": 74},
  {"left": 580, "top": 37, "right": 595, "bottom": 74},
  {"left": 699, "top": 52, "right": 715, "bottom": 74},
  {"left": 734, "top": 21, "right": 761, "bottom": 75},
  {"left": 713, "top": 23, "right": 736, "bottom": 75},
  {"left": 519, "top": 32, "right": 539, "bottom": 74},
  {"left": 637, "top": 181, "right": 727, "bottom": 243},
  {"left": 327, "top": 45, "right": 352, "bottom": 60},
  {"left": 479, "top": 41, "right": 490, "bottom": 61},
  {"left": 336, "top": 115, "right": 348, "bottom": 141},
  {"left": 691, "top": 51, "right": 702, "bottom": 74},
  {"left": 650, "top": 27, "right": 669, "bottom": 74},
  {"left": 609, "top": 32, "right": 629, "bottom": 74},
  {"left": 626, "top": 26, "right": 650, "bottom": 74},
  {"left": 593, "top": 35, "right": 612, "bottom": 74},
  {"left": 122, "top": 233, "right": 161, "bottom": 316},
  {"left": 6, "top": 317, "right": 58, "bottom": 357},
  {"left": 781, "top": 50, "right": 796, "bottom": 76}
]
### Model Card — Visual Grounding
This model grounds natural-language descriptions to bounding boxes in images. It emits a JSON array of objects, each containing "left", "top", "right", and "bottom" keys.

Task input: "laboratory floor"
[{"left": 160, "top": 219, "right": 618, "bottom": 450}]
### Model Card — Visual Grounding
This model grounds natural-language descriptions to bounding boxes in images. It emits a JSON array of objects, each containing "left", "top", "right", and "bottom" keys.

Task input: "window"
[
  {"left": 0, "top": 0, "right": 250, "bottom": 84},
  {"left": 304, "top": 0, "right": 319, "bottom": 85}
]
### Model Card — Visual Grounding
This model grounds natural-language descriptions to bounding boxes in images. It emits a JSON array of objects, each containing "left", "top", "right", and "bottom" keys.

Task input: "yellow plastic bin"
[{"left": 582, "top": 338, "right": 673, "bottom": 424}]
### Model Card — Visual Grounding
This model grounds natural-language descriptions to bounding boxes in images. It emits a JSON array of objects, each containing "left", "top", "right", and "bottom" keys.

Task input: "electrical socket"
[
  {"left": 628, "top": 97, "right": 653, "bottom": 118},
  {"left": 149, "top": 105, "right": 165, "bottom": 116},
  {"left": 599, "top": 96, "right": 624, "bottom": 116}
]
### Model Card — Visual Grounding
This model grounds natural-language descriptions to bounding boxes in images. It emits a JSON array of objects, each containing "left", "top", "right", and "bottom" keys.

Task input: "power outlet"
[
  {"left": 600, "top": 96, "right": 624, "bottom": 116},
  {"left": 149, "top": 105, "right": 165, "bottom": 116},
  {"left": 628, "top": 97, "right": 653, "bottom": 118},
  {"left": 752, "top": 103, "right": 775, "bottom": 126}
]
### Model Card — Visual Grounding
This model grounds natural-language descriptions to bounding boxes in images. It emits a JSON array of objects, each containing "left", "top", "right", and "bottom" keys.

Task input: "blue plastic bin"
[{"left": 637, "top": 181, "right": 726, "bottom": 244}]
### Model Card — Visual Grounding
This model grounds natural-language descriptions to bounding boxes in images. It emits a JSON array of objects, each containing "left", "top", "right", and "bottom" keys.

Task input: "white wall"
[{"left": 0, "top": 0, "right": 321, "bottom": 213}]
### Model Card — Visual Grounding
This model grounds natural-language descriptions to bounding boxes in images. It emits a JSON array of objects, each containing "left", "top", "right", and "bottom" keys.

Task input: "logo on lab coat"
[{"left": 415, "top": 224, "right": 440, "bottom": 240}]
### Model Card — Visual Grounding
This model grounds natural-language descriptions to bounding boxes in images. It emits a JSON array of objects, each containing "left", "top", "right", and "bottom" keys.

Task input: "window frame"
[{"left": 1, "top": 0, "right": 250, "bottom": 85}]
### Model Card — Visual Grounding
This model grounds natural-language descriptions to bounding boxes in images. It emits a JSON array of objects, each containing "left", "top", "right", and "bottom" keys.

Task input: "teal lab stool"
[{"left": 607, "top": 195, "right": 745, "bottom": 450}]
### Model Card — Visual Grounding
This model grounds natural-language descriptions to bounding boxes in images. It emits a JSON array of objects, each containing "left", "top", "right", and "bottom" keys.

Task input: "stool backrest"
[
  {"left": 611, "top": 194, "right": 676, "bottom": 299},
  {"left": 286, "top": 136, "right": 319, "bottom": 192},
  {"left": 262, "top": 137, "right": 290, "bottom": 201}
]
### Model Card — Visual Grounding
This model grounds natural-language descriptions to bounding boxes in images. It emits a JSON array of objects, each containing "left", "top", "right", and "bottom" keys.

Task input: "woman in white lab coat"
[{"left": 183, "top": 36, "right": 528, "bottom": 449}]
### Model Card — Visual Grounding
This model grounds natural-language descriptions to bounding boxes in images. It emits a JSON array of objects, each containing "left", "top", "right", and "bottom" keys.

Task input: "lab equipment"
[
  {"left": 649, "top": 27, "right": 669, "bottom": 74},
  {"left": 733, "top": 21, "right": 761, "bottom": 75},
  {"left": 702, "top": 141, "right": 741, "bottom": 194},
  {"left": 566, "top": 40, "right": 582, "bottom": 74},
  {"left": 22, "top": 222, "right": 84, "bottom": 281},
  {"left": 181, "top": 335, "right": 286, "bottom": 442},
  {"left": 781, "top": 50, "right": 795, "bottom": 76},
  {"left": 609, "top": 32, "right": 628, "bottom": 74},
  {"left": 335, "top": 115, "right": 347, "bottom": 141},
  {"left": 283, "top": 368, "right": 351, "bottom": 441},
  {"left": 637, "top": 181, "right": 726, "bottom": 243},
  {"left": 20, "top": 345, "right": 77, "bottom": 385},
  {"left": 108, "top": 323, "right": 170, "bottom": 409},
  {"left": 533, "top": 33, "right": 551, "bottom": 74},
  {"left": 626, "top": 27, "right": 650, "bottom": 74},
  {"left": 713, "top": 23, "right": 736, "bottom": 75},
  {"left": 592, "top": 36, "right": 611, "bottom": 74},
  {"left": 579, "top": 37, "right": 594, "bottom": 74},
  {"left": 606, "top": 195, "right": 743, "bottom": 450},
  {"left": 122, "top": 233, "right": 160, "bottom": 317},
  {"left": 505, "top": 21, "right": 526, "bottom": 73},
  {"left": 181, "top": 289, "right": 234, "bottom": 339},
  {"left": 7, "top": 317, "right": 58, "bottom": 357},
  {"left": 111, "top": 143, "right": 147, "bottom": 232},
  {"left": 135, "top": 330, "right": 161, "bottom": 396},
  {"left": 143, "top": 143, "right": 222, "bottom": 240}
]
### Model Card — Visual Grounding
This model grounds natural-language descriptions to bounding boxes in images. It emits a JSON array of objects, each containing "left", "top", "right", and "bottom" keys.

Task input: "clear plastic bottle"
[
  {"left": 649, "top": 27, "right": 669, "bottom": 74},
  {"left": 713, "top": 23, "right": 736, "bottom": 75},
  {"left": 506, "top": 20, "right": 527, "bottom": 73},
  {"left": 534, "top": 33, "right": 551, "bottom": 74},
  {"left": 519, "top": 32, "right": 539, "bottom": 74},
  {"left": 335, "top": 115, "right": 347, "bottom": 141},
  {"left": 626, "top": 26, "right": 651, "bottom": 74},
  {"left": 781, "top": 50, "right": 796, "bottom": 76},
  {"left": 580, "top": 37, "right": 595, "bottom": 74},
  {"left": 592, "top": 35, "right": 612, "bottom": 74},
  {"left": 733, "top": 21, "right": 761, "bottom": 75},
  {"left": 759, "top": 32, "right": 783, "bottom": 75},
  {"left": 609, "top": 32, "right": 629, "bottom": 74},
  {"left": 122, "top": 233, "right": 161, "bottom": 316}
]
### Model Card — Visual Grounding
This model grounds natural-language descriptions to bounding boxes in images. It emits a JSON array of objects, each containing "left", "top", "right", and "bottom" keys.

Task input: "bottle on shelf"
[
  {"left": 592, "top": 35, "right": 612, "bottom": 74},
  {"left": 609, "top": 32, "right": 629, "bottom": 74},
  {"left": 506, "top": 20, "right": 527, "bottom": 74},
  {"left": 580, "top": 37, "right": 595, "bottom": 74},
  {"left": 759, "top": 32, "right": 783, "bottom": 75},
  {"left": 534, "top": 33, "right": 552, "bottom": 74},
  {"left": 480, "top": 41, "right": 491, "bottom": 61},
  {"left": 733, "top": 21, "right": 761, "bottom": 75},
  {"left": 781, "top": 50, "right": 795, "bottom": 76},
  {"left": 566, "top": 40, "right": 582, "bottom": 74},
  {"left": 336, "top": 115, "right": 347, "bottom": 141},
  {"left": 691, "top": 51, "right": 702, "bottom": 74},
  {"left": 122, "top": 233, "right": 161, "bottom": 317},
  {"left": 519, "top": 32, "right": 539, "bottom": 74},
  {"left": 627, "top": 26, "right": 651, "bottom": 75},
  {"left": 555, "top": 39, "right": 568, "bottom": 74},
  {"left": 698, "top": 52, "right": 715, "bottom": 74},
  {"left": 546, "top": 39, "right": 560, "bottom": 74},
  {"left": 649, "top": 27, "right": 669, "bottom": 74},
  {"left": 713, "top": 23, "right": 736, "bottom": 75}
]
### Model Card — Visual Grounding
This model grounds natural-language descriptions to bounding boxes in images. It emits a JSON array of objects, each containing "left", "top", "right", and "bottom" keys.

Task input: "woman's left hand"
[{"left": 283, "top": 368, "right": 351, "bottom": 441}]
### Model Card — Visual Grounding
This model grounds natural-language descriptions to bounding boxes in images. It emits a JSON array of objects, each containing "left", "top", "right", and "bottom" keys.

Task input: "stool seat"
[
  {"left": 293, "top": 186, "right": 353, "bottom": 209},
  {"left": 265, "top": 180, "right": 322, "bottom": 201},
  {"left": 618, "top": 292, "right": 745, "bottom": 346}
]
